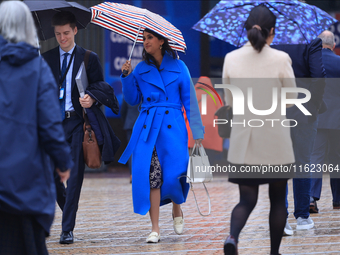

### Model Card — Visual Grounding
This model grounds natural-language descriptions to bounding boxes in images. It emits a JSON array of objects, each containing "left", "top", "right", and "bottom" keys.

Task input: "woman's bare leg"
[
  {"left": 172, "top": 202, "right": 182, "bottom": 217},
  {"left": 149, "top": 188, "right": 161, "bottom": 233}
]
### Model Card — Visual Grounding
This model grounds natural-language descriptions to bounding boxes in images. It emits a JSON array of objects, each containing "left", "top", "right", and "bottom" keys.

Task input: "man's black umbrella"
[{"left": 24, "top": 0, "right": 91, "bottom": 41}]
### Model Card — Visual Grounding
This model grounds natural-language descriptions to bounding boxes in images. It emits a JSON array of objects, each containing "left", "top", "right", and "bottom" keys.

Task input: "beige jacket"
[{"left": 223, "top": 42, "right": 297, "bottom": 165}]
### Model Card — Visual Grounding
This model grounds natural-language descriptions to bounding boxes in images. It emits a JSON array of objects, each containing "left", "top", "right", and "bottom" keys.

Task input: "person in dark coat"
[
  {"left": 273, "top": 36, "right": 326, "bottom": 234},
  {"left": 0, "top": 1, "right": 72, "bottom": 254},
  {"left": 310, "top": 30, "right": 340, "bottom": 212},
  {"left": 42, "top": 11, "right": 120, "bottom": 244}
]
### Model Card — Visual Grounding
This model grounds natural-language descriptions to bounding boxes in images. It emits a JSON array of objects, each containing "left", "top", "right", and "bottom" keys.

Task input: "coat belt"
[{"left": 118, "top": 101, "right": 182, "bottom": 164}]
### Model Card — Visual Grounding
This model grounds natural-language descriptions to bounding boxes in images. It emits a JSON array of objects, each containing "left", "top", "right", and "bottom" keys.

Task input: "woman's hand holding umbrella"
[{"left": 121, "top": 60, "right": 132, "bottom": 76}]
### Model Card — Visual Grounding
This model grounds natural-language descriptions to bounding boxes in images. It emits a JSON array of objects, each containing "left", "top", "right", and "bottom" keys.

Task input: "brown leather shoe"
[
  {"left": 333, "top": 202, "right": 340, "bottom": 209},
  {"left": 309, "top": 199, "right": 319, "bottom": 213},
  {"left": 224, "top": 235, "right": 238, "bottom": 255}
]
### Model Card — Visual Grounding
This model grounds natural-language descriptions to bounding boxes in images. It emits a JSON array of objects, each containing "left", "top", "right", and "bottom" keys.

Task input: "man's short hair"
[
  {"left": 52, "top": 11, "right": 77, "bottom": 29},
  {"left": 318, "top": 31, "right": 335, "bottom": 48}
]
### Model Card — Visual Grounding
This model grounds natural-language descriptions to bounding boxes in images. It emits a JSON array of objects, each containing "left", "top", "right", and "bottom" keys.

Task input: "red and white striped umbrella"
[{"left": 90, "top": 2, "right": 187, "bottom": 57}]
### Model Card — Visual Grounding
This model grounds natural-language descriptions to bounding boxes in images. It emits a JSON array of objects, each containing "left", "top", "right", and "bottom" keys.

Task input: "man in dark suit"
[
  {"left": 310, "top": 30, "right": 340, "bottom": 213},
  {"left": 273, "top": 38, "right": 326, "bottom": 234},
  {"left": 42, "top": 11, "right": 104, "bottom": 244}
]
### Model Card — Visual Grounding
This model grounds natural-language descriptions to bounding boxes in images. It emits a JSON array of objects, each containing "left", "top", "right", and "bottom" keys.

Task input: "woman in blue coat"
[
  {"left": 0, "top": 2, "right": 73, "bottom": 254},
  {"left": 120, "top": 28, "right": 204, "bottom": 243}
]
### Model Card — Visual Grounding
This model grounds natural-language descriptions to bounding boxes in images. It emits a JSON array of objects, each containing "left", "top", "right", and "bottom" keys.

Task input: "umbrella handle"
[{"left": 122, "top": 42, "right": 136, "bottom": 74}]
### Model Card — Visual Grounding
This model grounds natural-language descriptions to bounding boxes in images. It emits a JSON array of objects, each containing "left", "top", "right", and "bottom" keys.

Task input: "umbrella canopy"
[
  {"left": 192, "top": 0, "right": 338, "bottom": 47},
  {"left": 24, "top": 0, "right": 91, "bottom": 41},
  {"left": 90, "top": 2, "right": 186, "bottom": 53}
]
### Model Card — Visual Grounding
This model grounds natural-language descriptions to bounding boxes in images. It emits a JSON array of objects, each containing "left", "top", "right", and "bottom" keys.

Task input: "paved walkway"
[{"left": 47, "top": 174, "right": 340, "bottom": 254}]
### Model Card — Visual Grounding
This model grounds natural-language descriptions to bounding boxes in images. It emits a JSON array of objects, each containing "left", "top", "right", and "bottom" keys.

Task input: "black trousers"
[
  {"left": 0, "top": 211, "right": 48, "bottom": 255},
  {"left": 54, "top": 114, "right": 85, "bottom": 232},
  {"left": 310, "top": 128, "right": 340, "bottom": 202}
]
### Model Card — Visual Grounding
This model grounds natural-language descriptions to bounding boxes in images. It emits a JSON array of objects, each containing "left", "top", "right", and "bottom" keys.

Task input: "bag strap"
[
  {"left": 189, "top": 182, "right": 211, "bottom": 217},
  {"left": 198, "top": 146, "right": 207, "bottom": 157},
  {"left": 82, "top": 50, "right": 92, "bottom": 118},
  {"left": 178, "top": 173, "right": 212, "bottom": 217},
  {"left": 191, "top": 143, "right": 207, "bottom": 157},
  {"left": 84, "top": 50, "right": 91, "bottom": 70},
  {"left": 83, "top": 111, "right": 90, "bottom": 126},
  {"left": 191, "top": 143, "right": 199, "bottom": 156},
  {"left": 83, "top": 111, "right": 94, "bottom": 141}
]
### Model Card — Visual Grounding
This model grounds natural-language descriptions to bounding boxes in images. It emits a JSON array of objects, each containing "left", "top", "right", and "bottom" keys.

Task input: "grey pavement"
[{"left": 47, "top": 173, "right": 340, "bottom": 254}]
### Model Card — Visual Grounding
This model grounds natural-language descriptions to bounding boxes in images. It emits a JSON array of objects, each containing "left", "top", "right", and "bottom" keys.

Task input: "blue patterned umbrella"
[{"left": 192, "top": 0, "right": 338, "bottom": 46}]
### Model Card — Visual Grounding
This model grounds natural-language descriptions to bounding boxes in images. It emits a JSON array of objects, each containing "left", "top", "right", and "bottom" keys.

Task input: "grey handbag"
[
  {"left": 183, "top": 144, "right": 212, "bottom": 216},
  {"left": 187, "top": 144, "right": 213, "bottom": 183}
]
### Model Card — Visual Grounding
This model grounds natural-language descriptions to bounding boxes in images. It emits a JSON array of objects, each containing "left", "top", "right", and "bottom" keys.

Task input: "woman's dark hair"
[
  {"left": 142, "top": 28, "right": 176, "bottom": 70},
  {"left": 245, "top": 4, "right": 276, "bottom": 53}
]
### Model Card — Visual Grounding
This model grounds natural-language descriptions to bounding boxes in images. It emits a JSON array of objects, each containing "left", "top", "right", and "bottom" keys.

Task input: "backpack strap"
[{"left": 84, "top": 50, "right": 91, "bottom": 70}]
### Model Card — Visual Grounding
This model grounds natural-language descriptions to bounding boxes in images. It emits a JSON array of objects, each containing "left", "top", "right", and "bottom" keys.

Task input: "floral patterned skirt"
[{"left": 150, "top": 147, "right": 162, "bottom": 189}]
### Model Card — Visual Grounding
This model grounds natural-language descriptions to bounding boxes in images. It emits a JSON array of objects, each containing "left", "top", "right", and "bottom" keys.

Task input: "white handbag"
[
  {"left": 187, "top": 144, "right": 213, "bottom": 183},
  {"left": 184, "top": 144, "right": 212, "bottom": 216}
]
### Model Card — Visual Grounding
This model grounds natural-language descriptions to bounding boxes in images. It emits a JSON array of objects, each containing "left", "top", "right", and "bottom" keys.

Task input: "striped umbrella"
[{"left": 90, "top": 2, "right": 187, "bottom": 60}]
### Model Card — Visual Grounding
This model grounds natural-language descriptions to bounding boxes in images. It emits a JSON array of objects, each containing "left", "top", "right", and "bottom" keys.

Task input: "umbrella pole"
[
  {"left": 36, "top": 37, "right": 41, "bottom": 55},
  {"left": 128, "top": 26, "right": 142, "bottom": 61},
  {"left": 123, "top": 26, "right": 141, "bottom": 75}
]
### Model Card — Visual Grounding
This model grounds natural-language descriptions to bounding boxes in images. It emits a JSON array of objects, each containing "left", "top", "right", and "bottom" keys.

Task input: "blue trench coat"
[{"left": 119, "top": 54, "right": 204, "bottom": 215}]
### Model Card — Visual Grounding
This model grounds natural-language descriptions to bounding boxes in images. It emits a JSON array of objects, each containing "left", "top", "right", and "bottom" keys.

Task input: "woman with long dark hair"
[
  {"left": 222, "top": 5, "right": 297, "bottom": 255},
  {"left": 120, "top": 28, "right": 204, "bottom": 243}
]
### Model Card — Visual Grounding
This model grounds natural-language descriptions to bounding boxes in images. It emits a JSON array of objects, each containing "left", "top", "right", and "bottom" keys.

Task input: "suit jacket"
[
  {"left": 42, "top": 45, "right": 104, "bottom": 118},
  {"left": 223, "top": 42, "right": 296, "bottom": 165},
  {"left": 42, "top": 45, "right": 121, "bottom": 163},
  {"left": 273, "top": 38, "right": 326, "bottom": 123},
  {"left": 317, "top": 48, "right": 340, "bottom": 129}
]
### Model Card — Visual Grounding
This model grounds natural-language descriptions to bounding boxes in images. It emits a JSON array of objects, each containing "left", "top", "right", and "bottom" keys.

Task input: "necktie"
[{"left": 60, "top": 52, "right": 69, "bottom": 120}]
